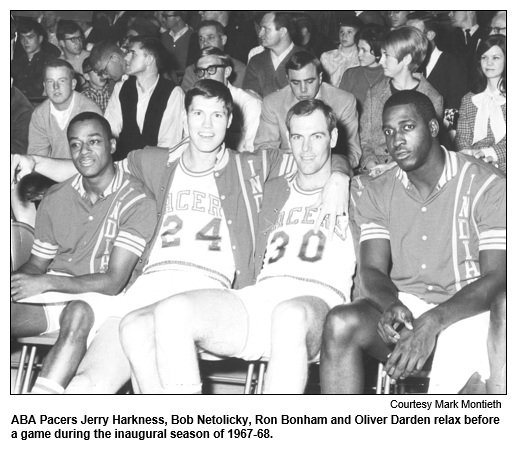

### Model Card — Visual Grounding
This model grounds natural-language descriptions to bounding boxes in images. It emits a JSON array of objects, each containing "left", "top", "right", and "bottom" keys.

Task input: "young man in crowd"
[
  {"left": 81, "top": 57, "right": 110, "bottom": 113},
  {"left": 255, "top": 51, "right": 361, "bottom": 169},
  {"left": 321, "top": 91, "right": 506, "bottom": 394},
  {"left": 120, "top": 99, "right": 357, "bottom": 394},
  {"left": 57, "top": 21, "right": 90, "bottom": 78},
  {"left": 28, "top": 59, "right": 102, "bottom": 159},
  {"left": 12, "top": 80, "right": 351, "bottom": 393},
  {"left": 11, "top": 112, "right": 157, "bottom": 394}
]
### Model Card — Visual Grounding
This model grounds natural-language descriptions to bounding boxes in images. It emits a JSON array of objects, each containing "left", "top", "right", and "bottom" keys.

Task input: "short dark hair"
[
  {"left": 270, "top": 12, "right": 296, "bottom": 40},
  {"left": 129, "top": 36, "right": 167, "bottom": 72},
  {"left": 18, "top": 18, "right": 45, "bottom": 38},
  {"left": 185, "top": 79, "right": 233, "bottom": 115},
  {"left": 286, "top": 99, "right": 337, "bottom": 134},
  {"left": 43, "top": 59, "right": 75, "bottom": 80},
  {"left": 285, "top": 51, "right": 323, "bottom": 75},
  {"left": 90, "top": 41, "right": 125, "bottom": 69},
  {"left": 383, "top": 90, "right": 437, "bottom": 125},
  {"left": 82, "top": 56, "right": 92, "bottom": 74},
  {"left": 355, "top": 25, "right": 386, "bottom": 63},
  {"left": 197, "top": 47, "right": 232, "bottom": 67},
  {"left": 197, "top": 20, "right": 225, "bottom": 36},
  {"left": 473, "top": 34, "right": 506, "bottom": 96},
  {"left": 339, "top": 15, "right": 364, "bottom": 31},
  {"left": 57, "top": 20, "right": 83, "bottom": 41},
  {"left": 406, "top": 11, "right": 440, "bottom": 36},
  {"left": 67, "top": 112, "right": 112, "bottom": 140}
]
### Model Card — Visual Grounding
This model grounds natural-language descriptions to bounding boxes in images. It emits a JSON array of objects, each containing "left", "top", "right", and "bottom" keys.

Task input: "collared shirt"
[
  {"left": 82, "top": 84, "right": 111, "bottom": 112},
  {"left": 50, "top": 92, "right": 76, "bottom": 130},
  {"left": 32, "top": 168, "right": 157, "bottom": 276},
  {"left": 170, "top": 25, "right": 189, "bottom": 42},
  {"left": 464, "top": 24, "right": 480, "bottom": 43},
  {"left": 271, "top": 42, "right": 294, "bottom": 70},
  {"left": 104, "top": 74, "right": 185, "bottom": 148},
  {"left": 227, "top": 83, "right": 262, "bottom": 152},
  {"left": 355, "top": 148, "right": 506, "bottom": 304},
  {"left": 426, "top": 47, "right": 442, "bottom": 77},
  {"left": 321, "top": 45, "right": 359, "bottom": 87}
]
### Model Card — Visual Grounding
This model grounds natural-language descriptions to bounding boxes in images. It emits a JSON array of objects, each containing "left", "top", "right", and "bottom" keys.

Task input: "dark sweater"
[{"left": 11, "top": 86, "right": 34, "bottom": 154}]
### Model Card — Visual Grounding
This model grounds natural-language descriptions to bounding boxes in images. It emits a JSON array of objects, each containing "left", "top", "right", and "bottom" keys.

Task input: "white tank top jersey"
[
  {"left": 258, "top": 179, "right": 356, "bottom": 302},
  {"left": 143, "top": 157, "right": 235, "bottom": 288}
]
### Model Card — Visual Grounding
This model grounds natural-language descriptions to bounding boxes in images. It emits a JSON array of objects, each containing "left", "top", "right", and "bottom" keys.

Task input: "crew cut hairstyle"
[
  {"left": 472, "top": 34, "right": 506, "bottom": 96},
  {"left": 43, "top": 58, "right": 76, "bottom": 80},
  {"left": 285, "top": 99, "right": 337, "bottom": 134},
  {"left": 197, "top": 20, "right": 226, "bottom": 36},
  {"left": 185, "top": 79, "right": 234, "bottom": 115},
  {"left": 285, "top": 50, "right": 323, "bottom": 75},
  {"left": 198, "top": 47, "right": 232, "bottom": 68},
  {"left": 57, "top": 20, "right": 84, "bottom": 41},
  {"left": 270, "top": 12, "right": 296, "bottom": 40},
  {"left": 129, "top": 36, "right": 168, "bottom": 72},
  {"left": 383, "top": 90, "right": 437, "bottom": 126},
  {"left": 67, "top": 111, "right": 113, "bottom": 140},
  {"left": 354, "top": 25, "right": 387, "bottom": 63},
  {"left": 380, "top": 26, "right": 428, "bottom": 72}
]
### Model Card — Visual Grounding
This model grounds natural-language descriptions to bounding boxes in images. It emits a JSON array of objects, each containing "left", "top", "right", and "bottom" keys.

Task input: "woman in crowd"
[
  {"left": 455, "top": 35, "right": 506, "bottom": 174},
  {"left": 359, "top": 26, "right": 443, "bottom": 176},
  {"left": 339, "top": 25, "right": 386, "bottom": 117}
]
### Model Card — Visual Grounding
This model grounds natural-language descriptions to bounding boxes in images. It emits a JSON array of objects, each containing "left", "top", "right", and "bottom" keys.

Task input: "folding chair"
[
  {"left": 375, "top": 362, "right": 431, "bottom": 394},
  {"left": 199, "top": 352, "right": 257, "bottom": 394}
]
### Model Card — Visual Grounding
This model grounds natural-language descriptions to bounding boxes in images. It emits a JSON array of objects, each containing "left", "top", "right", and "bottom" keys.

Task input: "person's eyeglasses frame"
[{"left": 194, "top": 64, "right": 228, "bottom": 78}]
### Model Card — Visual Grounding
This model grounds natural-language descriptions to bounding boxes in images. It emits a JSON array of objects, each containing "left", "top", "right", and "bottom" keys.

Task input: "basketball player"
[{"left": 120, "top": 99, "right": 357, "bottom": 394}]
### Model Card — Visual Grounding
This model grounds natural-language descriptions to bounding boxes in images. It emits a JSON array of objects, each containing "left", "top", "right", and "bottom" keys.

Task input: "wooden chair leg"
[{"left": 14, "top": 345, "right": 28, "bottom": 394}]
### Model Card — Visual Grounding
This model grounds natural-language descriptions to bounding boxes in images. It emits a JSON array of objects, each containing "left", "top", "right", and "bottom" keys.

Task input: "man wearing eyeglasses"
[
  {"left": 193, "top": 47, "right": 261, "bottom": 152},
  {"left": 489, "top": 11, "right": 506, "bottom": 36},
  {"left": 160, "top": 11, "right": 197, "bottom": 76},
  {"left": 181, "top": 20, "right": 247, "bottom": 92},
  {"left": 27, "top": 59, "right": 102, "bottom": 159},
  {"left": 103, "top": 36, "right": 185, "bottom": 160},
  {"left": 57, "top": 21, "right": 90, "bottom": 80},
  {"left": 89, "top": 41, "right": 127, "bottom": 83}
]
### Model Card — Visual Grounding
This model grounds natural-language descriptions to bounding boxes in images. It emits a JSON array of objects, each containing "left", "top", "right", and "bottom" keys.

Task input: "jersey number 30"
[
  {"left": 161, "top": 215, "right": 221, "bottom": 251},
  {"left": 268, "top": 230, "right": 325, "bottom": 264}
]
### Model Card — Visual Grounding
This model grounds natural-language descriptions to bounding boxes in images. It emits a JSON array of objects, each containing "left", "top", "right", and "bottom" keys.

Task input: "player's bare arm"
[
  {"left": 11, "top": 246, "right": 139, "bottom": 302},
  {"left": 385, "top": 249, "right": 506, "bottom": 381},
  {"left": 11, "top": 153, "right": 77, "bottom": 187}
]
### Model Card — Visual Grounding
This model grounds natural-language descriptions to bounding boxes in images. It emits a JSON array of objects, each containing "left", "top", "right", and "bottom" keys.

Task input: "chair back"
[{"left": 11, "top": 220, "right": 35, "bottom": 271}]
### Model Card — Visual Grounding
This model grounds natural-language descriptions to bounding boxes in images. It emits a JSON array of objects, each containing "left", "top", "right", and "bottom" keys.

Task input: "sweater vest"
[{"left": 116, "top": 75, "right": 176, "bottom": 161}]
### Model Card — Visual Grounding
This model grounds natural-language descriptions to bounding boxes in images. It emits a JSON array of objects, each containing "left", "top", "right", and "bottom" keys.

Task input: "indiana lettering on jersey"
[
  {"left": 272, "top": 206, "right": 348, "bottom": 241},
  {"left": 458, "top": 175, "right": 480, "bottom": 284},
  {"left": 246, "top": 159, "right": 264, "bottom": 213},
  {"left": 164, "top": 190, "right": 222, "bottom": 218}
]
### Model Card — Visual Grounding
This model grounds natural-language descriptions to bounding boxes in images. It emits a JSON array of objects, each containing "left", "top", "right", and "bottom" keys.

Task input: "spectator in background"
[
  {"left": 254, "top": 51, "right": 360, "bottom": 169},
  {"left": 359, "top": 27, "right": 443, "bottom": 176},
  {"left": 455, "top": 35, "right": 506, "bottom": 174},
  {"left": 447, "top": 11, "right": 485, "bottom": 71},
  {"left": 244, "top": 12, "right": 304, "bottom": 98},
  {"left": 41, "top": 11, "right": 61, "bottom": 48},
  {"left": 28, "top": 59, "right": 102, "bottom": 159},
  {"left": 339, "top": 25, "right": 385, "bottom": 117},
  {"left": 81, "top": 57, "right": 110, "bottom": 113},
  {"left": 387, "top": 11, "right": 411, "bottom": 30},
  {"left": 120, "top": 17, "right": 161, "bottom": 52},
  {"left": 57, "top": 21, "right": 90, "bottom": 87},
  {"left": 77, "top": 13, "right": 111, "bottom": 51},
  {"left": 11, "top": 19, "right": 60, "bottom": 98},
  {"left": 104, "top": 37, "right": 184, "bottom": 160},
  {"left": 407, "top": 13, "right": 467, "bottom": 113},
  {"left": 11, "top": 82, "right": 34, "bottom": 154},
  {"left": 181, "top": 20, "right": 247, "bottom": 92},
  {"left": 489, "top": 11, "right": 506, "bottom": 36},
  {"left": 195, "top": 48, "right": 261, "bottom": 152},
  {"left": 320, "top": 16, "right": 363, "bottom": 87},
  {"left": 89, "top": 41, "right": 127, "bottom": 83},
  {"left": 356, "top": 11, "right": 386, "bottom": 27},
  {"left": 161, "top": 11, "right": 197, "bottom": 76},
  {"left": 293, "top": 13, "right": 335, "bottom": 59}
]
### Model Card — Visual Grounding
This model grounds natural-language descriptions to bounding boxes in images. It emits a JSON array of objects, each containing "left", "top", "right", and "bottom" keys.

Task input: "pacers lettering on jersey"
[
  {"left": 457, "top": 175, "right": 480, "bottom": 283},
  {"left": 164, "top": 190, "right": 222, "bottom": 218},
  {"left": 272, "top": 206, "right": 345, "bottom": 240}
]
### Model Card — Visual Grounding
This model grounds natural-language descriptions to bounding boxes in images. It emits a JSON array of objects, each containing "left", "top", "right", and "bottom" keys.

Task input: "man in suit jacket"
[
  {"left": 254, "top": 51, "right": 361, "bottom": 169},
  {"left": 244, "top": 12, "right": 305, "bottom": 98},
  {"left": 446, "top": 11, "right": 485, "bottom": 71},
  {"left": 407, "top": 12, "right": 467, "bottom": 111}
]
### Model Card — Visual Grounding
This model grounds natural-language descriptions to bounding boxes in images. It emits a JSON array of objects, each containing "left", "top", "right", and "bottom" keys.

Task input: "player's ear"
[
  {"left": 226, "top": 111, "right": 233, "bottom": 129},
  {"left": 110, "top": 138, "right": 117, "bottom": 154},
  {"left": 224, "top": 66, "right": 232, "bottom": 79},
  {"left": 428, "top": 118, "right": 439, "bottom": 138},
  {"left": 330, "top": 127, "right": 338, "bottom": 148},
  {"left": 286, "top": 130, "right": 292, "bottom": 150},
  {"left": 318, "top": 72, "right": 323, "bottom": 85}
]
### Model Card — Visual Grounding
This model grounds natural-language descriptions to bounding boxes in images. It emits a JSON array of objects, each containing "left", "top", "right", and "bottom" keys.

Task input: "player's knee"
[
  {"left": 154, "top": 294, "right": 197, "bottom": 330},
  {"left": 490, "top": 291, "right": 506, "bottom": 326},
  {"left": 119, "top": 310, "right": 150, "bottom": 349},
  {"left": 271, "top": 301, "right": 309, "bottom": 337},
  {"left": 60, "top": 300, "right": 95, "bottom": 336},
  {"left": 322, "top": 304, "right": 363, "bottom": 347}
]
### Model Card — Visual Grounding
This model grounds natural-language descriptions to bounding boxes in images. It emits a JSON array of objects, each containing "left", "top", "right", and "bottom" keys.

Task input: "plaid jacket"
[{"left": 455, "top": 92, "right": 507, "bottom": 174}]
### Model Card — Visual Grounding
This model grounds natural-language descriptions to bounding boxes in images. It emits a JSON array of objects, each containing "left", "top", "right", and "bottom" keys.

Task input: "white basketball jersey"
[
  {"left": 258, "top": 180, "right": 356, "bottom": 302},
  {"left": 144, "top": 158, "right": 235, "bottom": 288}
]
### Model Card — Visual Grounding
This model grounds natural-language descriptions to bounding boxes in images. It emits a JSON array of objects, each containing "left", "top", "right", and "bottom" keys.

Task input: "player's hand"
[
  {"left": 369, "top": 162, "right": 396, "bottom": 178},
  {"left": 459, "top": 149, "right": 497, "bottom": 165},
  {"left": 377, "top": 304, "right": 414, "bottom": 345},
  {"left": 11, "top": 154, "right": 36, "bottom": 190},
  {"left": 11, "top": 273, "right": 49, "bottom": 301},
  {"left": 313, "top": 171, "right": 350, "bottom": 240},
  {"left": 383, "top": 313, "right": 439, "bottom": 382}
]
